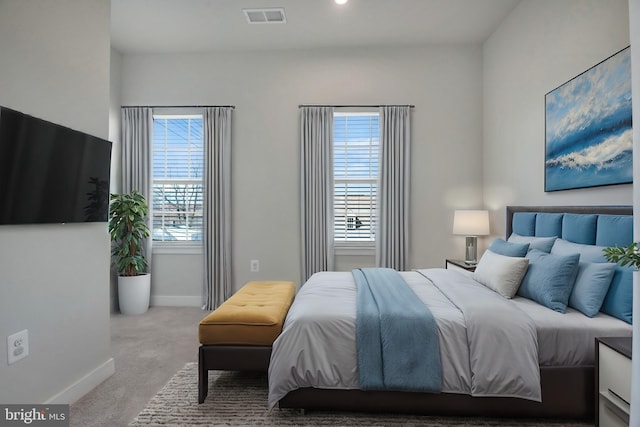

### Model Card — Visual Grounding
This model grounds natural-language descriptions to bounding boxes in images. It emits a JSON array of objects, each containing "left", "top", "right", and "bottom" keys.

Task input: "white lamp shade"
[{"left": 453, "top": 210, "right": 490, "bottom": 236}]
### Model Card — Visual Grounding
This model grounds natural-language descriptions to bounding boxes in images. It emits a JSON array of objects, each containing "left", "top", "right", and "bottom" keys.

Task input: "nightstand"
[
  {"left": 445, "top": 259, "right": 477, "bottom": 272},
  {"left": 596, "top": 336, "right": 632, "bottom": 427}
]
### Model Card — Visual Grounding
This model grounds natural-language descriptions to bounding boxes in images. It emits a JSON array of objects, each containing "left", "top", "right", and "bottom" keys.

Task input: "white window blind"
[
  {"left": 152, "top": 115, "right": 204, "bottom": 242},
  {"left": 334, "top": 112, "right": 379, "bottom": 242}
]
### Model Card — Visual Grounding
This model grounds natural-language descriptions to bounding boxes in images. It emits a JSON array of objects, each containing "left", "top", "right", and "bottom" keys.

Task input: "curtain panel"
[
  {"left": 202, "top": 107, "right": 233, "bottom": 310},
  {"left": 121, "top": 107, "right": 154, "bottom": 268},
  {"left": 376, "top": 106, "right": 411, "bottom": 270},
  {"left": 300, "top": 106, "right": 335, "bottom": 282}
]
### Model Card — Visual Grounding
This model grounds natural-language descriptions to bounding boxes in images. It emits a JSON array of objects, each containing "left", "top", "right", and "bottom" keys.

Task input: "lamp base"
[{"left": 465, "top": 236, "right": 478, "bottom": 264}]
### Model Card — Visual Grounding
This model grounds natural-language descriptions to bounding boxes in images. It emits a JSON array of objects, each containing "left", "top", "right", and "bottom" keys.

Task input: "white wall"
[
  {"left": 483, "top": 0, "right": 632, "bottom": 236},
  {"left": 109, "top": 48, "right": 123, "bottom": 312},
  {"left": 120, "top": 0, "right": 633, "bottom": 303},
  {"left": 0, "top": 0, "right": 114, "bottom": 403},
  {"left": 120, "top": 45, "right": 485, "bottom": 298}
]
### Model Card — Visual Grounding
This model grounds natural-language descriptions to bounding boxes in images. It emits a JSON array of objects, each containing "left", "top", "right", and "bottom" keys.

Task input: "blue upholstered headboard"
[
  {"left": 505, "top": 206, "right": 633, "bottom": 323},
  {"left": 506, "top": 206, "right": 633, "bottom": 248}
]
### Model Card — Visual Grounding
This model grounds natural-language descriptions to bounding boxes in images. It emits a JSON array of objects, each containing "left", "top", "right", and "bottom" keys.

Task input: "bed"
[{"left": 270, "top": 205, "right": 634, "bottom": 419}]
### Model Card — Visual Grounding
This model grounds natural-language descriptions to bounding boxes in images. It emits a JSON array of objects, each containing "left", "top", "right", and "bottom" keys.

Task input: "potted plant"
[
  {"left": 603, "top": 242, "right": 640, "bottom": 270},
  {"left": 108, "top": 190, "right": 151, "bottom": 315}
]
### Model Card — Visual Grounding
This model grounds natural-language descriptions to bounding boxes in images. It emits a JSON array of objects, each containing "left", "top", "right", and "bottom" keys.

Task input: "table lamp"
[{"left": 453, "top": 210, "right": 490, "bottom": 264}]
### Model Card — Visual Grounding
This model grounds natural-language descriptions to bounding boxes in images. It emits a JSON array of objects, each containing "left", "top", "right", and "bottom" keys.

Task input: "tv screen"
[{"left": 0, "top": 107, "right": 112, "bottom": 225}]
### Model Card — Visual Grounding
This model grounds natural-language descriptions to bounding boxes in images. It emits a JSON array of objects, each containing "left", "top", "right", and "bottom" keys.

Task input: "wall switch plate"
[
  {"left": 7, "top": 329, "right": 29, "bottom": 365},
  {"left": 250, "top": 259, "right": 259, "bottom": 272}
]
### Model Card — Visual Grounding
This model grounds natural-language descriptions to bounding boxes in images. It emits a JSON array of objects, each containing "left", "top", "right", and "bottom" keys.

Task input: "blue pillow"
[
  {"left": 568, "top": 262, "right": 616, "bottom": 317},
  {"left": 489, "top": 238, "right": 529, "bottom": 257},
  {"left": 508, "top": 233, "right": 556, "bottom": 253},
  {"left": 550, "top": 238, "right": 608, "bottom": 263},
  {"left": 517, "top": 250, "right": 580, "bottom": 313},
  {"left": 601, "top": 267, "right": 633, "bottom": 323}
]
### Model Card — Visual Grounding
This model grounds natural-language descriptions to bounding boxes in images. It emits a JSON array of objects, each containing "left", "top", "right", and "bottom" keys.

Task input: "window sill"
[
  {"left": 335, "top": 242, "right": 375, "bottom": 256},
  {"left": 152, "top": 242, "right": 203, "bottom": 255}
]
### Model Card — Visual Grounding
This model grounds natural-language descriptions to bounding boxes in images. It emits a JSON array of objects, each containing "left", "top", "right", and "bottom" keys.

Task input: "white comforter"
[{"left": 268, "top": 269, "right": 542, "bottom": 409}]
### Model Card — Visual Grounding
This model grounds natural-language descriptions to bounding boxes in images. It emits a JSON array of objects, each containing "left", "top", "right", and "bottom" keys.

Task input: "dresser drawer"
[
  {"left": 599, "top": 398, "right": 629, "bottom": 427},
  {"left": 598, "top": 342, "right": 631, "bottom": 426}
]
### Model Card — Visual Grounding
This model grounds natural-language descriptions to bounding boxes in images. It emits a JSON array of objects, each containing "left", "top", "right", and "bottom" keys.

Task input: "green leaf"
[
  {"left": 603, "top": 242, "right": 640, "bottom": 270},
  {"left": 108, "top": 190, "right": 150, "bottom": 276}
]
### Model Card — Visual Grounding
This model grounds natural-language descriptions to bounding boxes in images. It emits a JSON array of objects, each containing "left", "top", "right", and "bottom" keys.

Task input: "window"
[
  {"left": 152, "top": 114, "right": 204, "bottom": 244},
  {"left": 333, "top": 111, "right": 379, "bottom": 245}
]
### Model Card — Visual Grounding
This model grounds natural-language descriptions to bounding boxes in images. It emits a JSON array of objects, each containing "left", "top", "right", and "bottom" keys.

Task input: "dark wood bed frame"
[{"left": 202, "top": 205, "right": 633, "bottom": 419}]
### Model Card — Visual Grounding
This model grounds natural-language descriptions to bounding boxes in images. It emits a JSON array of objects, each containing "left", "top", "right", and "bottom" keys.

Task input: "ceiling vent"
[{"left": 243, "top": 8, "right": 286, "bottom": 24}]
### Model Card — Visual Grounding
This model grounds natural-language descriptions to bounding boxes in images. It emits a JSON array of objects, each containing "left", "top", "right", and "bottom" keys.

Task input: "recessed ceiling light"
[{"left": 335, "top": 0, "right": 348, "bottom": 5}]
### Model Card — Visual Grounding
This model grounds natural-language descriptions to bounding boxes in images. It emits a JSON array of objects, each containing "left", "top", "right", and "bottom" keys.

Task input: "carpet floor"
[
  {"left": 70, "top": 307, "right": 207, "bottom": 426},
  {"left": 129, "top": 363, "right": 593, "bottom": 427}
]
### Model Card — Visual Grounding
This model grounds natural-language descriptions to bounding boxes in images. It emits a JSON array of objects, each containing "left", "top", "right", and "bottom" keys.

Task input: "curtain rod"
[
  {"left": 122, "top": 105, "right": 235, "bottom": 109},
  {"left": 298, "top": 104, "right": 414, "bottom": 108}
]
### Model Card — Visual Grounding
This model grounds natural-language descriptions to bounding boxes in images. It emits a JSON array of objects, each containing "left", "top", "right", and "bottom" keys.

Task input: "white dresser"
[{"left": 596, "top": 337, "right": 632, "bottom": 427}]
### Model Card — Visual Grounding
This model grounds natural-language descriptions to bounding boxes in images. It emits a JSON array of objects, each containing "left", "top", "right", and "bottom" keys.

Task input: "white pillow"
[{"left": 473, "top": 249, "right": 530, "bottom": 298}]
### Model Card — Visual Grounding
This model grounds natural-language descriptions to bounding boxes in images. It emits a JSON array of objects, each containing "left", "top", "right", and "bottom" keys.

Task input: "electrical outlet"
[
  {"left": 250, "top": 259, "right": 259, "bottom": 272},
  {"left": 7, "top": 329, "right": 29, "bottom": 365}
]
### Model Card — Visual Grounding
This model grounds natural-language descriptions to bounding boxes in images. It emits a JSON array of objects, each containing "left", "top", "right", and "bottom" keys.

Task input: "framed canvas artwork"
[{"left": 545, "top": 46, "right": 632, "bottom": 192}]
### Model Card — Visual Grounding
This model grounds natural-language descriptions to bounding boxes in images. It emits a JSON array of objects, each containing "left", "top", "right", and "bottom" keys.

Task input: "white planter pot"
[{"left": 118, "top": 274, "right": 151, "bottom": 315}]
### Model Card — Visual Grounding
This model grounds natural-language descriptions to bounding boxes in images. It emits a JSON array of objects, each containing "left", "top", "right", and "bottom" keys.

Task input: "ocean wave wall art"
[{"left": 545, "top": 46, "right": 632, "bottom": 191}]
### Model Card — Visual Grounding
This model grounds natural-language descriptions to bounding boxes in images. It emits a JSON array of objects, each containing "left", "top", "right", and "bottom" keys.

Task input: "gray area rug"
[{"left": 130, "top": 363, "right": 592, "bottom": 426}]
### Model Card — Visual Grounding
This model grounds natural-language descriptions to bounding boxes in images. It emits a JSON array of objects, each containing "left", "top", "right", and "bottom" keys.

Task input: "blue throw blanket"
[{"left": 353, "top": 268, "right": 442, "bottom": 392}]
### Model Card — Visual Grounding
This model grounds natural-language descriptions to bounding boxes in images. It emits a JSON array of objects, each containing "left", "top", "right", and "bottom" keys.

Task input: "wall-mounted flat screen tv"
[{"left": 0, "top": 106, "right": 112, "bottom": 225}]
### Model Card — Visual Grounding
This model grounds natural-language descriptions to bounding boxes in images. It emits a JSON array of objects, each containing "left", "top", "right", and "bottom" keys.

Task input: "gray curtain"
[
  {"left": 376, "top": 106, "right": 411, "bottom": 270},
  {"left": 300, "top": 106, "right": 335, "bottom": 282},
  {"left": 121, "top": 107, "right": 153, "bottom": 269},
  {"left": 202, "top": 107, "right": 232, "bottom": 310}
]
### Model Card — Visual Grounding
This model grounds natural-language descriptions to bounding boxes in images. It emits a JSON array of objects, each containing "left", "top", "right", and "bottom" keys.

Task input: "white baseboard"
[
  {"left": 150, "top": 295, "right": 201, "bottom": 307},
  {"left": 45, "top": 357, "right": 115, "bottom": 404}
]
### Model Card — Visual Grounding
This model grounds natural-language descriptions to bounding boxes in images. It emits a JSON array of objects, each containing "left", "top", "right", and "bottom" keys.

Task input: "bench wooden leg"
[
  {"left": 197, "top": 344, "right": 273, "bottom": 403},
  {"left": 198, "top": 346, "right": 208, "bottom": 404}
]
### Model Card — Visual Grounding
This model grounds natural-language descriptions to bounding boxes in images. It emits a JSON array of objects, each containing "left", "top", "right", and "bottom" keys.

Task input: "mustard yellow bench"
[{"left": 198, "top": 280, "right": 296, "bottom": 403}]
